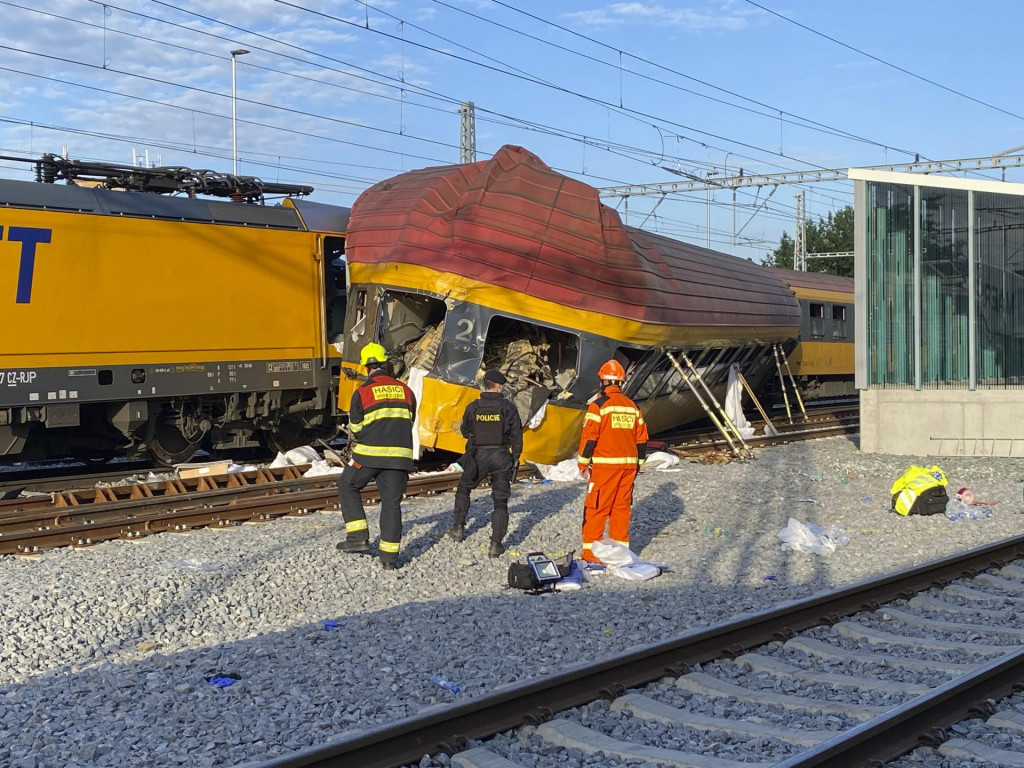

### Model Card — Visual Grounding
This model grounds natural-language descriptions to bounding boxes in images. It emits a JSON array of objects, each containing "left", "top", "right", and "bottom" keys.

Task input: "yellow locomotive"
[
  {"left": 338, "top": 145, "right": 805, "bottom": 465},
  {"left": 0, "top": 157, "right": 350, "bottom": 465}
]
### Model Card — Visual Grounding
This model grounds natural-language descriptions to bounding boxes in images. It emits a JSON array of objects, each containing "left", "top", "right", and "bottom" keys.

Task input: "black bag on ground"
[
  {"left": 507, "top": 551, "right": 574, "bottom": 592},
  {"left": 892, "top": 485, "right": 949, "bottom": 516}
]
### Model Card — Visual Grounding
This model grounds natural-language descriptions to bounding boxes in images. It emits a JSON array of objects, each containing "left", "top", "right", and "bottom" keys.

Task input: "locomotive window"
[
  {"left": 324, "top": 236, "right": 347, "bottom": 346},
  {"left": 809, "top": 303, "right": 826, "bottom": 339},
  {"left": 832, "top": 305, "right": 848, "bottom": 339}
]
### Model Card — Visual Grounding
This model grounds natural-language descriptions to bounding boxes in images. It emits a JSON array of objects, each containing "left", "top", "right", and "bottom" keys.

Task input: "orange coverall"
[{"left": 577, "top": 385, "right": 649, "bottom": 562}]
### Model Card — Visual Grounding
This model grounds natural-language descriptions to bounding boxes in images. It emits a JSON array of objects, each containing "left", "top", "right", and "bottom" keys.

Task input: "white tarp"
[
  {"left": 724, "top": 363, "right": 755, "bottom": 440},
  {"left": 590, "top": 539, "right": 662, "bottom": 581},
  {"left": 269, "top": 445, "right": 321, "bottom": 468},
  {"left": 530, "top": 457, "right": 585, "bottom": 483}
]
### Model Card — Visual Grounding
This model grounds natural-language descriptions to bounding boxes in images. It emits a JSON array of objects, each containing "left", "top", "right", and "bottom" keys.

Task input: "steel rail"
[
  {"left": 0, "top": 470, "right": 471, "bottom": 555},
  {"left": 242, "top": 534, "right": 1024, "bottom": 768},
  {"left": 775, "top": 646, "right": 1024, "bottom": 767}
]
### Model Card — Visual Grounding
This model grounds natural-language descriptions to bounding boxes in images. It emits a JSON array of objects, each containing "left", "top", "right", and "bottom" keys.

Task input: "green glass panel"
[
  {"left": 974, "top": 191, "right": 1024, "bottom": 386},
  {"left": 865, "top": 182, "right": 914, "bottom": 386}
]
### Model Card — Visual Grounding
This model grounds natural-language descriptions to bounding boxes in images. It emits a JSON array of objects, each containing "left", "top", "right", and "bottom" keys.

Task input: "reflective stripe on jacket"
[
  {"left": 349, "top": 371, "right": 416, "bottom": 470},
  {"left": 890, "top": 464, "right": 947, "bottom": 516},
  {"left": 577, "top": 386, "right": 649, "bottom": 468}
]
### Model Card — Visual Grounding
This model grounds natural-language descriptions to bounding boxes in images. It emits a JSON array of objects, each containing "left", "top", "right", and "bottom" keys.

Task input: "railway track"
[
  {"left": 0, "top": 405, "right": 858, "bottom": 556},
  {"left": 244, "top": 535, "right": 1024, "bottom": 768}
]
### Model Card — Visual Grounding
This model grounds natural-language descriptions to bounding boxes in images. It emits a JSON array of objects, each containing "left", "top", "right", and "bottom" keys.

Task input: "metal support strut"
[
  {"left": 773, "top": 345, "right": 793, "bottom": 425},
  {"left": 776, "top": 344, "right": 807, "bottom": 421},
  {"left": 735, "top": 368, "right": 779, "bottom": 437},
  {"left": 665, "top": 351, "right": 751, "bottom": 459}
]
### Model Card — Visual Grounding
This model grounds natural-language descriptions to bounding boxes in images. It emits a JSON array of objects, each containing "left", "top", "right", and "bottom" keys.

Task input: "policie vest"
[{"left": 473, "top": 397, "right": 505, "bottom": 447}]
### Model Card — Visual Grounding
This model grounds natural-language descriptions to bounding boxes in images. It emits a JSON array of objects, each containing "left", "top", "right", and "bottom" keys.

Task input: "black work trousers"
[
  {"left": 452, "top": 447, "right": 513, "bottom": 544},
  {"left": 338, "top": 464, "right": 408, "bottom": 564}
]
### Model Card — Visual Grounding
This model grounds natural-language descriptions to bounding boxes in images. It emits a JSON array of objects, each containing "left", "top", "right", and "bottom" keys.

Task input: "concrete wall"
[{"left": 861, "top": 389, "right": 1024, "bottom": 457}]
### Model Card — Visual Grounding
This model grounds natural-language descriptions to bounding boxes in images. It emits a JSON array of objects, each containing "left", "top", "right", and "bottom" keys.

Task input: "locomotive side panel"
[{"left": 0, "top": 190, "right": 339, "bottom": 462}]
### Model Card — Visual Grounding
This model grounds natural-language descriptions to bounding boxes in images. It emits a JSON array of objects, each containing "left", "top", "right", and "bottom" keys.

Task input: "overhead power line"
[
  {"left": 743, "top": 0, "right": 1024, "bottom": 123},
  {"left": 484, "top": 0, "right": 923, "bottom": 160}
]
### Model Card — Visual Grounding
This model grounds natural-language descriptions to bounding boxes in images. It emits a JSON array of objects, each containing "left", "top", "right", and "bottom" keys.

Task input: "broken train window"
[
  {"left": 481, "top": 316, "right": 579, "bottom": 424},
  {"left": 378, "top": 290, "right": 447, "bottom": 379}
]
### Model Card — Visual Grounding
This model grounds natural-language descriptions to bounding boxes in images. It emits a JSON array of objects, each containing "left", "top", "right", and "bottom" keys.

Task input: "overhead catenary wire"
[
  {"left": 0, "top": 0, "right": 858, "bottom": 238},
  {"left": 12, "top": 0, "right": 838, "bottom": 200},
  {"left": 743, "top": 0, "right": 1024, "bottom": 123}
]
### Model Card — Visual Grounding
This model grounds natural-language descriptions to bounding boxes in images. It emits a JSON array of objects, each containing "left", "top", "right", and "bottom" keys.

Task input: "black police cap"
[{"left": 483, "top": 370, "right": 508, "bottom": 385}]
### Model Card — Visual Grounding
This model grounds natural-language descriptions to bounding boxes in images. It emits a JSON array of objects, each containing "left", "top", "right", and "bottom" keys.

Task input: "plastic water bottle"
[
  {"left": 431, "top": 675, "right": 460, "bottom": 693},
  {"left": 825, "top": 525, "right": 850, "bottom": 546},
  {"left": 946, "top": 499, "right": 967, "bottom": 521}
]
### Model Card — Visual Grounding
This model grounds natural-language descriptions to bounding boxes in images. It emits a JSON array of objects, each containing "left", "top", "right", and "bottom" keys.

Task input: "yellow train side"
[{"left": 0, "top": 181, "right": 349, "bottom": 464}]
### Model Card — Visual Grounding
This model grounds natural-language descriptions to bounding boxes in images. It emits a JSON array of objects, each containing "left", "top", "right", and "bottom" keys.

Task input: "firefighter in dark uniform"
[
  {"left": 336, "top": 342, "right": 417, "bottom": 571},
  {"left": 447, "top": 370, "right": 523, "bottom": 558}
]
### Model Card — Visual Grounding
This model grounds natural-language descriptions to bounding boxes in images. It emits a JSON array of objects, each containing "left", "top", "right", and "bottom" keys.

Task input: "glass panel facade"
[
  {"left": 865, "top": 183, "right": 915, "bottom": 386},
  {"left": 975, "top": 192, "right": 1024, "bottom": 385},
  {"left": 864, "top": 181, "right": 1024, "bottom": 390},
  {"left": 920, "top": 188, "right": 969, "bottom": 387}
]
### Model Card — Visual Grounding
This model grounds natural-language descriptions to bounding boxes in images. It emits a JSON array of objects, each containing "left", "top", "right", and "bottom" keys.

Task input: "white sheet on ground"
[
  {"left": 530, "top": 457, "right": 585, "bottom": 483},
  {"left": 644, "top": 451, "right": 680, "bottom": 470},
  {"left": 724, "top": 363, "right": 755, "bottom": 440},
  {"left": 303, "top": 459, "right": 344, "bottom": 477},
  {"left": 590, "top": 539, "right": 662, "bottom": 581},
  {"left": 269, "top": 445, "right": 321, "bottom": 468}
]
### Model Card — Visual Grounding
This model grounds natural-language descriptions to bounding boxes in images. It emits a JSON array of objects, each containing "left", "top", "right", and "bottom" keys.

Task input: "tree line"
[{"left": 762, "top": 205, "right": 853, "bottom": 277}]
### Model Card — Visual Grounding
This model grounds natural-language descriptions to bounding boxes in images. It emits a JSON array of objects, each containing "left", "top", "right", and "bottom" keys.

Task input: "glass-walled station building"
[{"left": 851, "top": 169, "right": 1024, "bottom": 456}]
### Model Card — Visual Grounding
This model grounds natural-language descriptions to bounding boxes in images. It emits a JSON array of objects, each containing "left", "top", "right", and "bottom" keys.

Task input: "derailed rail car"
[
  {"left": 767, "top": 268, "right": 856, "bottom": 400},
  {"left": 0, "top": 163, "right": 350, "bottom": 465},
  {"left": 339, "top": 145, "right": 803, "bottom": 465}
]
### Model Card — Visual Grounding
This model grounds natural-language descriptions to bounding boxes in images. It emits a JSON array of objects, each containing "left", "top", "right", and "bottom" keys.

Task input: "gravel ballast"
[{"left": 1, "top": 436, "right": 1023, "bottom": 768}]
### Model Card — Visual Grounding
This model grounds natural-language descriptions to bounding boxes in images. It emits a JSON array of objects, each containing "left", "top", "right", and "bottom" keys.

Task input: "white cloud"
[{"left": 563, "top": 1, "right": 752, "bottom": 31}]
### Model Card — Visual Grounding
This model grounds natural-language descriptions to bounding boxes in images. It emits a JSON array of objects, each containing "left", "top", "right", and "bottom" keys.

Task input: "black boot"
[
  {"left": 381, "top": 560, "right": 397, "bottom": 571},
  {"left": 336, "top": 538, "right": 370, "bottom": 554},
  {"left": 488, "top": 541, "right": 505, "bottom": 558},
  {"left": 447, "top": 523, "right": 465, "bottom": 542}
]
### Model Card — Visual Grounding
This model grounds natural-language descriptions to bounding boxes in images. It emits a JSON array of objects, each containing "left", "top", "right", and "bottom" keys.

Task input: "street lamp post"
[{"left": 230, "top": 49, "right": 249, "bottom": 176}]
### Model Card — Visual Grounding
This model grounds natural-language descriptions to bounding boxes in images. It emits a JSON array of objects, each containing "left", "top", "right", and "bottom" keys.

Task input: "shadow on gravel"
[{"left": 0, "top": 515, "right": 750, "bottom": 768}]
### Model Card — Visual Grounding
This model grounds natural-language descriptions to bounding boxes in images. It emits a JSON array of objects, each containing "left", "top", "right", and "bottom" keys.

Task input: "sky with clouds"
[{"left": 2, "top": 0, "right": 1022, "bottom": 260}]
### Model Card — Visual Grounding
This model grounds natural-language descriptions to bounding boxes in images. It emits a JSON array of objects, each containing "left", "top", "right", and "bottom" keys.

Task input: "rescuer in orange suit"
[{"left": 577, "top": 359, "right": 649, "bottom": 564}]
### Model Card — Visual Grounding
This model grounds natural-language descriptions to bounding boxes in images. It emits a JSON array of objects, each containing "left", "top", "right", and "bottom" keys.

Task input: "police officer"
[
  {"left": 448, "top": 369, "right": 523, "bottom": 557},
  {"left": 336, "top": 343, "right": 417, "bottom": 571}
]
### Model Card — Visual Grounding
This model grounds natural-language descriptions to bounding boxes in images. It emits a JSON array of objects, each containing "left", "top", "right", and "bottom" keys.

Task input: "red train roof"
[
  {"left": 346, "top": 145, "right": 800, "bottom": 330},
  {"left": 766, "top": 267, "right": 854, "bottom": 294}
]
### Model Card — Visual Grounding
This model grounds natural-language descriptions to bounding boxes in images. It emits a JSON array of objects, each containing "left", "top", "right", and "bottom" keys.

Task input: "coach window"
[
  {"left": 832, "top": 305, "right": 848, "bottom": 339},
  {"left": 809, "top": 303, "right": 826, "bottom": 339},
  {"left": 634, "top": 354, "right": 672, "bottom": 401}
]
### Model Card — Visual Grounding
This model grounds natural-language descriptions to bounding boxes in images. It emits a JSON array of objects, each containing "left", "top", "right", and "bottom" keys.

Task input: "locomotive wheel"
[{"left": 147, "top": 423, "right": 201, "bottom": 468}]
